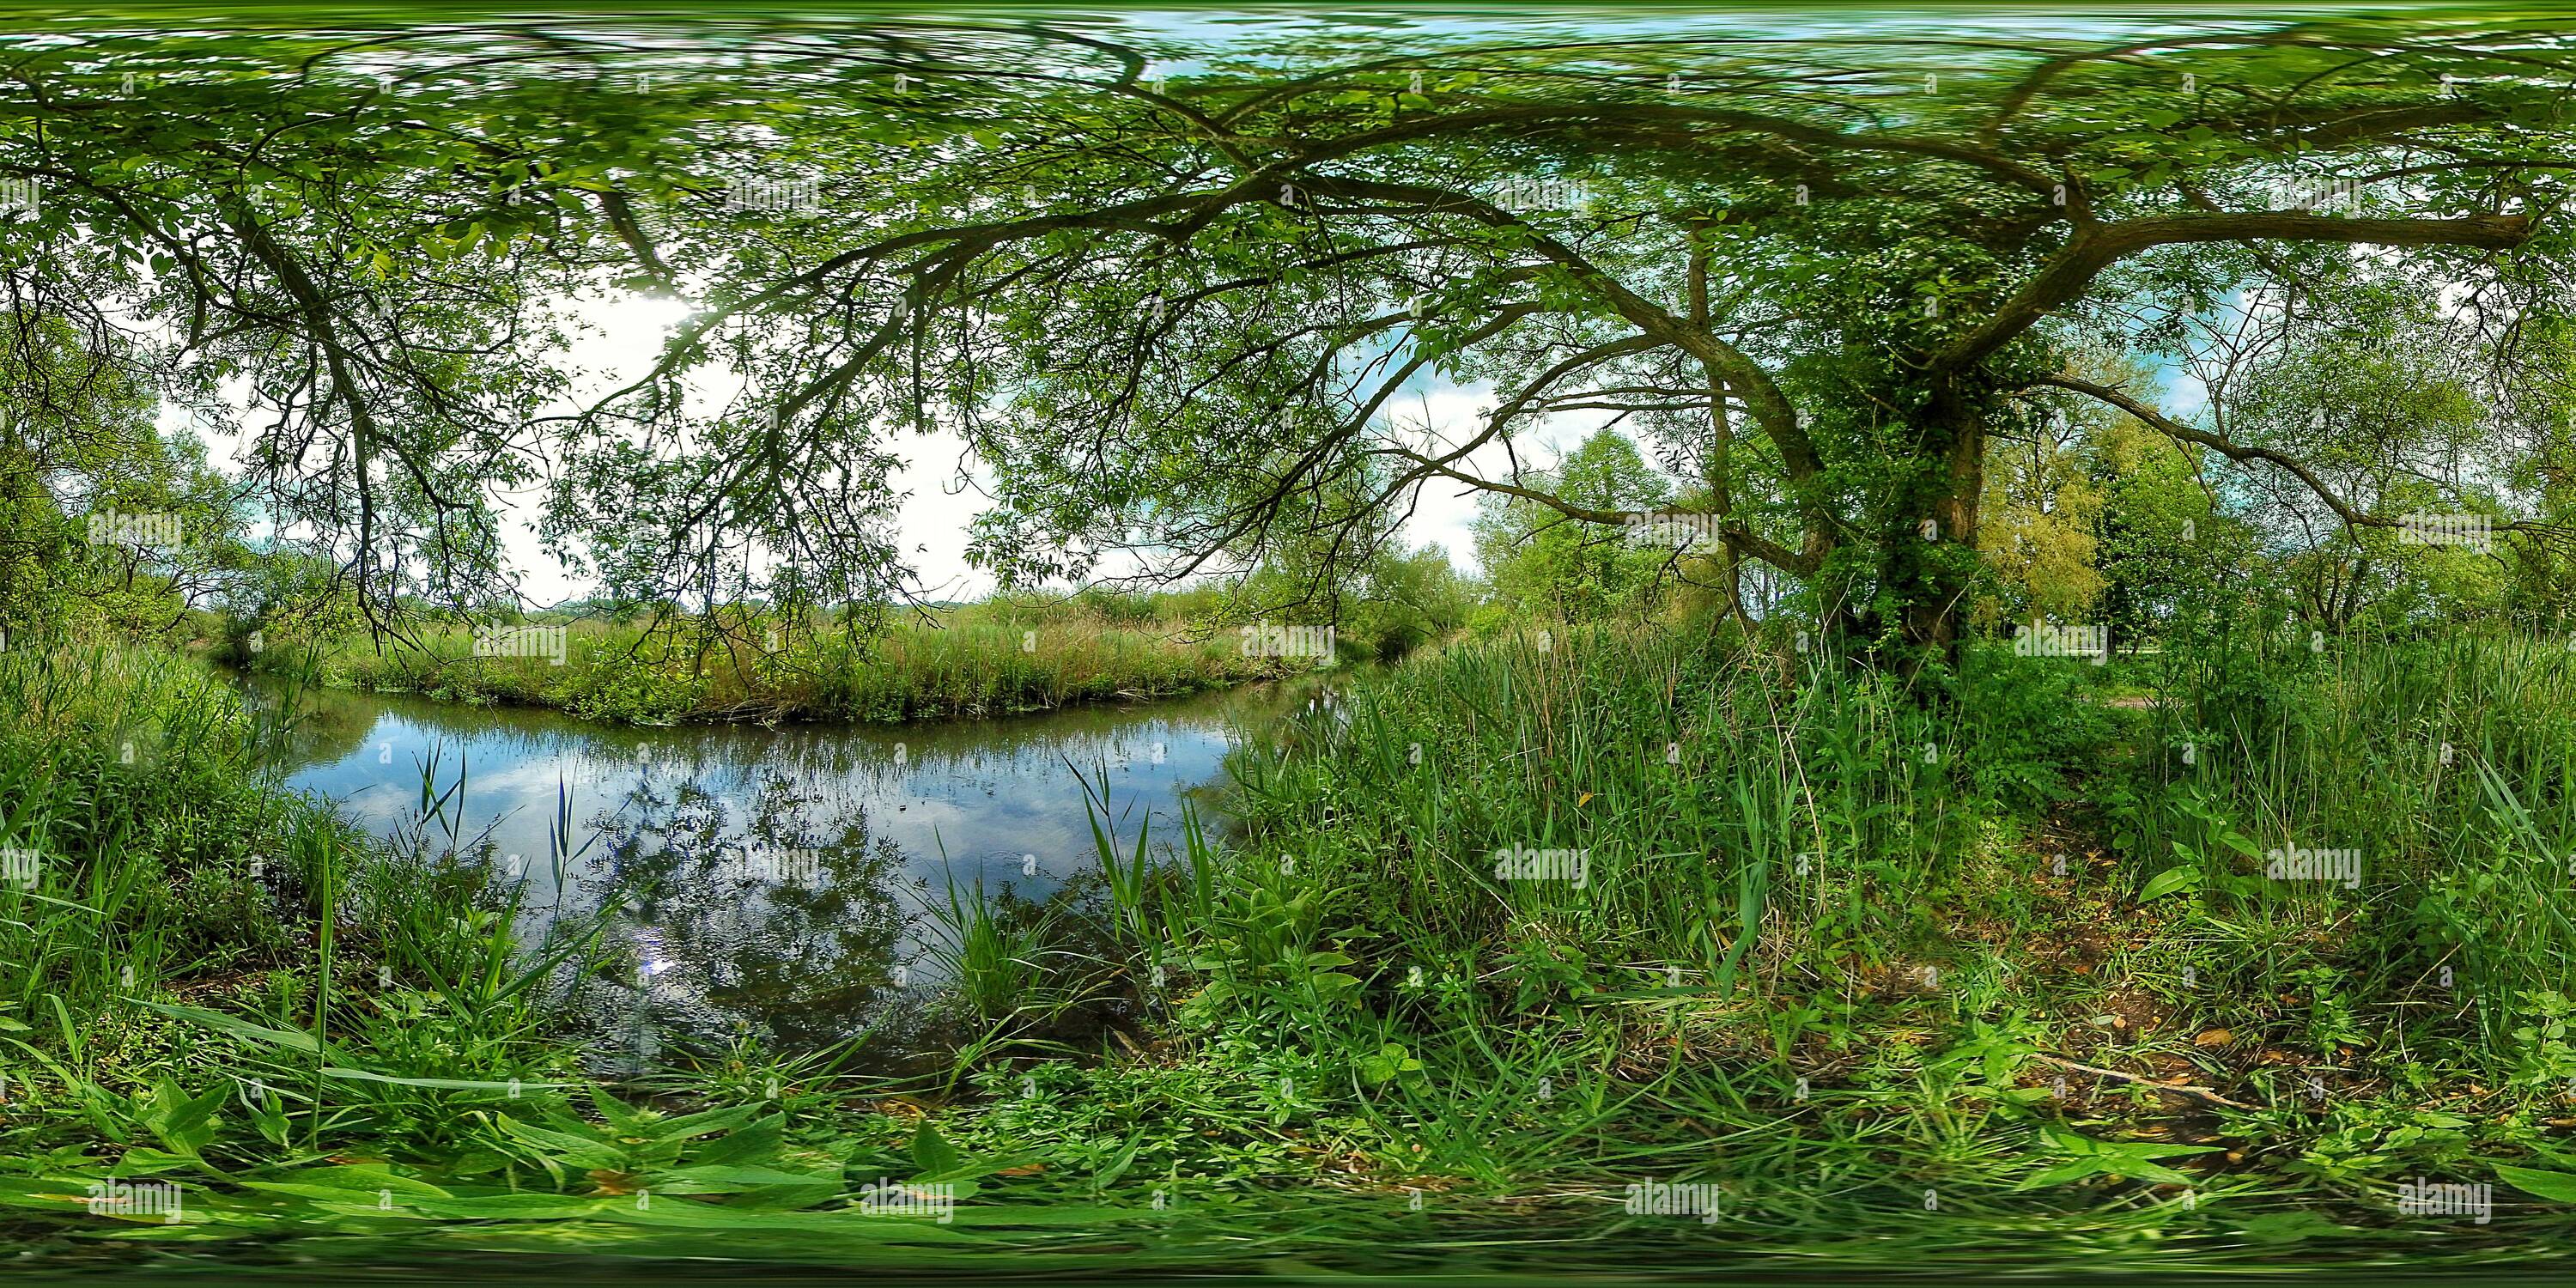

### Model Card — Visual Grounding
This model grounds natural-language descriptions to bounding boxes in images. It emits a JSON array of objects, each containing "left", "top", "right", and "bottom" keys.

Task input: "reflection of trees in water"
[
  {"left": 244, "top": 671, "right": 1327, "bottom": 1061},
  {"left": 587, "top": 769, "right": 913, "bottom": 1052},
  {"left": 254, "top": 671, "right": 1298, "bottom": 791},
  {"left": 747, "top": 681, "right": 1298, "bottom": 797},
  {"left": 243, "top": 676, "right": 377, "bottom": 775}
]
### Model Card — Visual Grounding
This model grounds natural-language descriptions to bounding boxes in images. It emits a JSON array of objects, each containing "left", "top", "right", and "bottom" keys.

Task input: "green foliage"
[
  {"left": 1474, "top": 430, "right": 1676, "bottom": 622},
  {"left": 15, "top": 13, "right": 2576, "bottom": 1276},
  {"left": 235, "top": 598, "right": 1305, "bottom": 726},
  {"left": 1332, "top": 544, "right": 1478, "bottom": 661}
]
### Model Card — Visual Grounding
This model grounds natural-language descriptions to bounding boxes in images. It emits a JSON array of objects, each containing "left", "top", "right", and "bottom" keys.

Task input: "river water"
[{"left": 251, "top": 677, "right": 1314, "bottom": 1061}]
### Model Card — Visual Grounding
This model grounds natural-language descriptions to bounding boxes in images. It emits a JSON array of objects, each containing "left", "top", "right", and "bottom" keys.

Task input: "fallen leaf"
[{"left": 2196, "top": 1029, "right": 2233, "bottom": 1047}]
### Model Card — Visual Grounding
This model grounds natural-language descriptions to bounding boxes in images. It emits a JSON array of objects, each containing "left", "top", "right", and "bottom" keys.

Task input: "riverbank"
[
  {"left": 228, "top": 603, "right": 1324, "bottom": 726},
  {"left": 12, "top": 632, "right": 2576, "bottom": 1276}
]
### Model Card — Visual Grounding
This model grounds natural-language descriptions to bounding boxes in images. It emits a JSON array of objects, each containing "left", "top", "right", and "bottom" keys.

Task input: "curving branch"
[
  {"left": 2032, "top": 372, "right": 2571, "bottom": 547},
  {"left": 1941, "top": 211, "right": 2534, "bottom": 372}
]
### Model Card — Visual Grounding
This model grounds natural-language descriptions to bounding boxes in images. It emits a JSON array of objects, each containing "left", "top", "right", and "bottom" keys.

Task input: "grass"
[
  {"left": 13, "top": 628, "right": 2576, "bottom": 1277},
  {"left": 986, "top": 623, "right": 2576, "bottom": 1262},
  {"left": 231, "top": 598, "right": 1317, "bottom": 727}
]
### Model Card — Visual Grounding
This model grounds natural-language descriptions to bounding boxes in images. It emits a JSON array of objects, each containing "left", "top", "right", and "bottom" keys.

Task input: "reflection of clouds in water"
[{"left": 262, "top": 678, "right": 1306, "bottom": 1054}]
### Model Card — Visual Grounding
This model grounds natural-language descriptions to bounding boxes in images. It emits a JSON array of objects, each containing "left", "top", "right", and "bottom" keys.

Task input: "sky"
[
  {"left": 158, "top": 0, "right": 2251, "bottom": 608},
  {"left": 184, "top": 289, "right": 1613, "bottom": 608},
  {"left": 178, "top": 277, "right": 2217, "bottom": 610}
]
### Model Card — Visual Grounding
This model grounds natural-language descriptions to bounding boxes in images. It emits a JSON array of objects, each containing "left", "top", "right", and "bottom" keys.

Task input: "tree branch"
[{"left": 1941, "top": 211, "right": 2532, "bottom": 371}]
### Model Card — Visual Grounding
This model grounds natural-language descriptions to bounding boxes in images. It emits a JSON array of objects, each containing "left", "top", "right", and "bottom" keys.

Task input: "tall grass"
[
  {"left": 0, "top": 643, "right": 607, "bottom": 1168},
  {"left": 2132, "top": 630, "right": 2576, "bottom": 1066},
  {"left": 19, "top": 629, "right": 2576, "bottom": 1272},
  {"left": 237, "top": 600, "right": 1309, "bottom": 726},
  {"left": 1044, "top": 623, "right": 2576, "bottom": 1246}
]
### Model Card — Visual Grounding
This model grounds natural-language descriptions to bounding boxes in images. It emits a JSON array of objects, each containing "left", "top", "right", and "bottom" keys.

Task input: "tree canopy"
[{"left": 5, "top": 12, "right": 2576, "bottom": 659}]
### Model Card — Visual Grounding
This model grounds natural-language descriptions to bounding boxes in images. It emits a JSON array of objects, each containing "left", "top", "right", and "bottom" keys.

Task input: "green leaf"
[
  {"left": 2019, "top": 1157, "right": 2111, "bottom": 1188},
  {"left": 590, "top": 1086, "right": 648, "bottom": 1133},
  {"left": 648, "top": 1102, "right": 766, "bottom": 1143},
  {"left": 2140, "top": 866, "right": 2202, "bottom": 902},
  {"left": 1357, "top": 1042, "right": 1422, "bottom": 1085},
  {"left": 243, "top": 1165, "right": 453, "bottom": 1201},
  {"left": 145, "top": 1076, "right": 228, "bottom": 1158},
  {"left": 321, "top": 1067, "right": 573, "bottom": 1091},
  {"left": 2233, "top": 1210, "right": 2354, "bottom": 1243},
  {"left": 643, "top": 1163, "right": 841, "bottom": 1195},
  {"left": 495, "top": 1116, "right": 628, "bottom": 1170},
  {"left": 249, "top": 1089, "right": 290, "bottom": 1147},
  {"left": 910, "top": 1121, "right": 963, "bottom": 1180},
  {"left": 130, "top": 999, "right": 318, "bottom": 1054},
  {"left": 688, "top": 1115, "right": 784, "bottom": 1167},
  {"left": 387, "top": 1193, "right": 626, "bottom": 1220},
  {"left": 2498, "top": 1163, "right": 2576, "bottom": 1201}
]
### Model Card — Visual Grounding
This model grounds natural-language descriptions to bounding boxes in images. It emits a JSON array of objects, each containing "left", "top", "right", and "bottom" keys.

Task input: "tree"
[
  {"left": 9, "top": 17, "right": 2576, "bottom": 667},
  {"left": 0, "top": 314, "right": 240, "bottom": 639},
  {"left": 1473, "top": 428, "right": 1674, "bottom": 622},
  {"left": 2056, "top": 252, "right": 2526, "bottom": 636},
  {"left": 2087, "top": 405, "right": 2241, "bottom": 646},
  {"left": 1340, "top": 543, "right": 1473, "bottom": 660},
  {"left": 1975, "top": 364, "right": 2111, "bottom": 633},
  {"left": 584, "top": 15, "right": 2576, "bottom": 668},
  {"left": 0, "top": 28, "right": 901, "bottom": 641}
]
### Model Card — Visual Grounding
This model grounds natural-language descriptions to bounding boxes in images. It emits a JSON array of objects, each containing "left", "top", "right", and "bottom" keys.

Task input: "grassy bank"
[
  {"left": 12, "top": 633, "right": 2576, "bottom": 1277},
  {"left": 932, "top": 624, "right": 2576, "bottom": 1264},
  {"left": 0, "top": 645, "right": 1224, "bottom": 1273},
  {"left": 230, "top": 598, "right": 1317, "bottom": 726}
]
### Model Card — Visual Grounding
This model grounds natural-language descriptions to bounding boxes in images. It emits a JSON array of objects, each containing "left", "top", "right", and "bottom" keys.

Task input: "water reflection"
[{"left": 250, "top": 677, "right": 1307, "bottom": 1061}]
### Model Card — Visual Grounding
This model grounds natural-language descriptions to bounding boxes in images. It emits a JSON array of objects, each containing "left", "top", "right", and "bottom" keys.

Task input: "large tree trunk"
[{"left": 1896, "top": 375, "right": 1989, "bottom": 671}]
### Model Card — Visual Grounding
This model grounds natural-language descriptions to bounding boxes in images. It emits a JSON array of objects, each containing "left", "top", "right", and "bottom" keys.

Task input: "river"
[{"left": 248, "top": 676, "right": 1317, "bottom": 1066}]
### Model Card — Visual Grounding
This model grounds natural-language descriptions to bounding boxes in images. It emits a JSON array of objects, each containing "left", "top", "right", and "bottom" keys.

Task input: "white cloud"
[{"left": 184, "top": 290, "right": 1653, "bottom": 602}]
